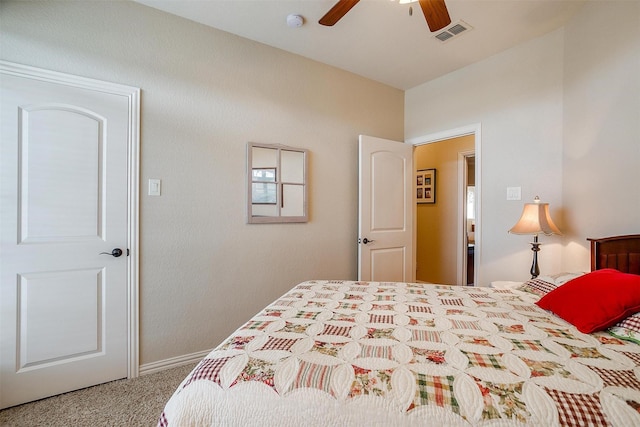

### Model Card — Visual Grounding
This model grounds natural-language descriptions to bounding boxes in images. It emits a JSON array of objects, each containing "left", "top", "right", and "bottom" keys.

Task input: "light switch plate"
[
  {"left": 148, "top": 179, "right": 161, "bottom": 196},
  {"left": 507, "top": 186, "right": 521, "bottom": 201}
]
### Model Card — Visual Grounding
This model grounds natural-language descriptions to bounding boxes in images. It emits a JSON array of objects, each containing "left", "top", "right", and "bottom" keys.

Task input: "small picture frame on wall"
[{"left": 416, "top": 168, "right": 436, "bottom": 204}]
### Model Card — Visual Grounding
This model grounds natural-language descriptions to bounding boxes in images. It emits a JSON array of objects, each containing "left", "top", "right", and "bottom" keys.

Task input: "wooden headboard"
[{"left": 588, "top": 235, "right": 640, "bottom": 275}]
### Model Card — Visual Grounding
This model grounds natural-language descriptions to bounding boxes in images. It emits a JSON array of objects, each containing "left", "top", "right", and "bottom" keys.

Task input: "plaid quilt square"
[
  {"left": 590, "top": 366, "right": 640, "bottom": 389},
  {"left": 544, "top": 389, "right": 607, "bottom": 427},
  {"left": 259, "top": 337, "right": 300, "bottom": 352},
  {"left": 509, "top": 339, "right": 552, "bottom": 352},
  {"left": 412, "top": 373, "right": 460, "bottom": 414},
  {"left": 463, "top": 351, "right": 505, "bottom": 370},
  {"left": 616, "top": 312, "right": 640, "bottom": 333},
  {"left": 184, "top": 356, "right": 232, "bottom": 387},
  {"left": 337, "top": 302, "right": 360, "bottom": 310},
  {"left": 623, "top": 351, "right": 640, "bottom": 365},
  {"left": 519, "top": 278, "right": 557, "bottom": 296},
  {"left": 158, "top": 412, "right": 169, "bottom": 427},
  {"left": 242, "top": 320, "right": 273, "bottom": 331},
  {"left": 540, "top": 327, "right": 578, "bottom": 339},
  {"left": 294, "top": 311, "right": 321, "bottom": 320}
]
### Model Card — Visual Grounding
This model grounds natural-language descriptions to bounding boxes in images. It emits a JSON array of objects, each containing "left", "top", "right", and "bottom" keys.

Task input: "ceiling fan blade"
[
  {"left": 418, "top": 0, "right": 451, "bottom": 32},
  {"left": 319, "top": 0, "right": 360, "bottom": 26}
]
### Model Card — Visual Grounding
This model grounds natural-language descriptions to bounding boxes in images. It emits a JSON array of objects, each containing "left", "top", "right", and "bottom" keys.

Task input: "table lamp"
[{"left": 509, "top": 196, "right": 562, "bottom": 279}]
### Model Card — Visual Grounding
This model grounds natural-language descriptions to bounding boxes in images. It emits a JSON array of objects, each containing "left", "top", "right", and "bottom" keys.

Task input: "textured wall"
[
  {"left": 406, "top": 29, "right": 565, "bottom": 285},
  {"left": 0, "top": 0, "right": 403, "bottom": 364},
  {"left": 561, "top": 0, "right": 640, "bottom": 271},
  {"left": 406, "top": 0, "right": 639, "bottom": 282}
]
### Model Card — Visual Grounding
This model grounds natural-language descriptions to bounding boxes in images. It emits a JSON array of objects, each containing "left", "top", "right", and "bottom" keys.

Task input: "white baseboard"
[{"left": 139, "top": 349, "right": 211, "bottom": 376}]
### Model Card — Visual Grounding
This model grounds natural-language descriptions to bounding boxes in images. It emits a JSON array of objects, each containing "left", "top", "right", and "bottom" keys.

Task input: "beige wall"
[
  {"left": 415, "top": 136, "right": 474, "bottom": 284},
  {"left": 0, "top": 1, "right": 404, "bottom": 365},
  {"left": 406, "top": 0, "right": 639, "bottom": 285},
  {"left": 561, "top": 1, "right": 640, "bottom": 271},
  {"left": 406, "top": 29, "right": 565, "bottom": 286}
]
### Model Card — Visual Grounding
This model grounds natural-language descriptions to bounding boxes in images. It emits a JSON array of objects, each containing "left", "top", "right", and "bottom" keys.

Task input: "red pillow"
[{"left": 536, "top": 269, "right": 640, "bottom": 333}]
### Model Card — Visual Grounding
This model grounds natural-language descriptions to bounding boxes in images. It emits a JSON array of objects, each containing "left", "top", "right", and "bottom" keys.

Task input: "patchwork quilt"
[{"left": 158, "top": 280, "right": 640, "bottom": 426}]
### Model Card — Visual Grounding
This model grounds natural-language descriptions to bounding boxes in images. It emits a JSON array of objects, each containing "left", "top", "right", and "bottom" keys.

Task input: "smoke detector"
[
  {"left": 286, "top": 14, "right": 304, "bottom": 28},
  {"left": 434, "top": 20, "right": 473, "bottom": 43}
]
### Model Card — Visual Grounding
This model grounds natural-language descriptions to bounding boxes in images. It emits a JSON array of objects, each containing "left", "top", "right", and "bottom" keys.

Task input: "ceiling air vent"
[{"left": 435, "top": 20, "right": 472, "bottom": 43}]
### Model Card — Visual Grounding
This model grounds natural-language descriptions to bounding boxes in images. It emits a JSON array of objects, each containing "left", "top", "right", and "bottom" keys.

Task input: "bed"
[{"left": 158, "top": 235, "right": 640, "bottom": 426}]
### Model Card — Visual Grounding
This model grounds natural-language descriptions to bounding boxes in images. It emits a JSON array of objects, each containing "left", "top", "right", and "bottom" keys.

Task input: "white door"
[
  {"left": 0, "top": 63, "right": 138, "bottom": 408},
  {"left": 358, "top": 135, "right": 413, "bottom": 282}
]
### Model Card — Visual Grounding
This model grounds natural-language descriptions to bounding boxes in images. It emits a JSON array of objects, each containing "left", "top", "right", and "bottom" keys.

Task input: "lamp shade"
[{"left": 509, "top": 197, "right": 562, "bottom": 236}]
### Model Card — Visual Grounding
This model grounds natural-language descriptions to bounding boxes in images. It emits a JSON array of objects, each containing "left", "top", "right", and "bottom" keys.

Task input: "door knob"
[
  {"left": 100, "top": 248, "right": 123, "bottom": 257},
  {"left": 360, "top": 238, "right": 375, "bottom": 244}
]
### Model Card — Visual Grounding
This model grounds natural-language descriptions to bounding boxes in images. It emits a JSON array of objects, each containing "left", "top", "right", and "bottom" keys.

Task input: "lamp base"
[{"left": 530, "top": 235, "right": 540, "bottom": 279}]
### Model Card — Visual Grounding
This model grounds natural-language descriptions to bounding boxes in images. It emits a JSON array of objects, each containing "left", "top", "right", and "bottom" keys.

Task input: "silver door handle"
[{"left": 100, "top": 248, "right": 123, "bottom": 257}]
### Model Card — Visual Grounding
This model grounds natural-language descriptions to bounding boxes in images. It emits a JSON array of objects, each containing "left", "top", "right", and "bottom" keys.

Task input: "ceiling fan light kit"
[{"left": 319, "top": 0, "right": 451, "bottom": 32}]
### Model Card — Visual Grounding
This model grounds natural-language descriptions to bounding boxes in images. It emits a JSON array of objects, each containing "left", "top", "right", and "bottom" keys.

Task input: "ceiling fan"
[{"left": 319, "top": 0, "right": 451, "bottom": 32}]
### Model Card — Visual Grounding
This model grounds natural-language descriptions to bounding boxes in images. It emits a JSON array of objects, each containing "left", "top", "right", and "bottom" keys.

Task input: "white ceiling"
[{"left": 134, "top": 0, "right": 586, "bottom": 90}]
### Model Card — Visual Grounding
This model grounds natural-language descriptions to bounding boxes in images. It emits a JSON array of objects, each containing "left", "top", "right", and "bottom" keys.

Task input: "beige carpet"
[{"left": 0, "top": 363, "right": 197, "bottom": 427}]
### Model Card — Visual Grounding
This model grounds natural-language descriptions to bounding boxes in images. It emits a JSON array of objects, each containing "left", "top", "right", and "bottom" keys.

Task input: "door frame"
[
  {"left": 1, "top": 61, "right": 141, "bottom": 378},
  {"left": 406, "top": 123, "right": 482, "bottom": 286},
  {"left": 458, "top": 150, "right": 475, "bottom": 285}
]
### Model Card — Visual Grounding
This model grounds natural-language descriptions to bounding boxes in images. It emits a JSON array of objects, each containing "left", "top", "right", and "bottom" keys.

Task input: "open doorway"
[
  {"left": 464, "top": 154, "right": 476, "bottom": 285},
  {"left": 411, "top": 124, "right": 481, "bottom": 286}
]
